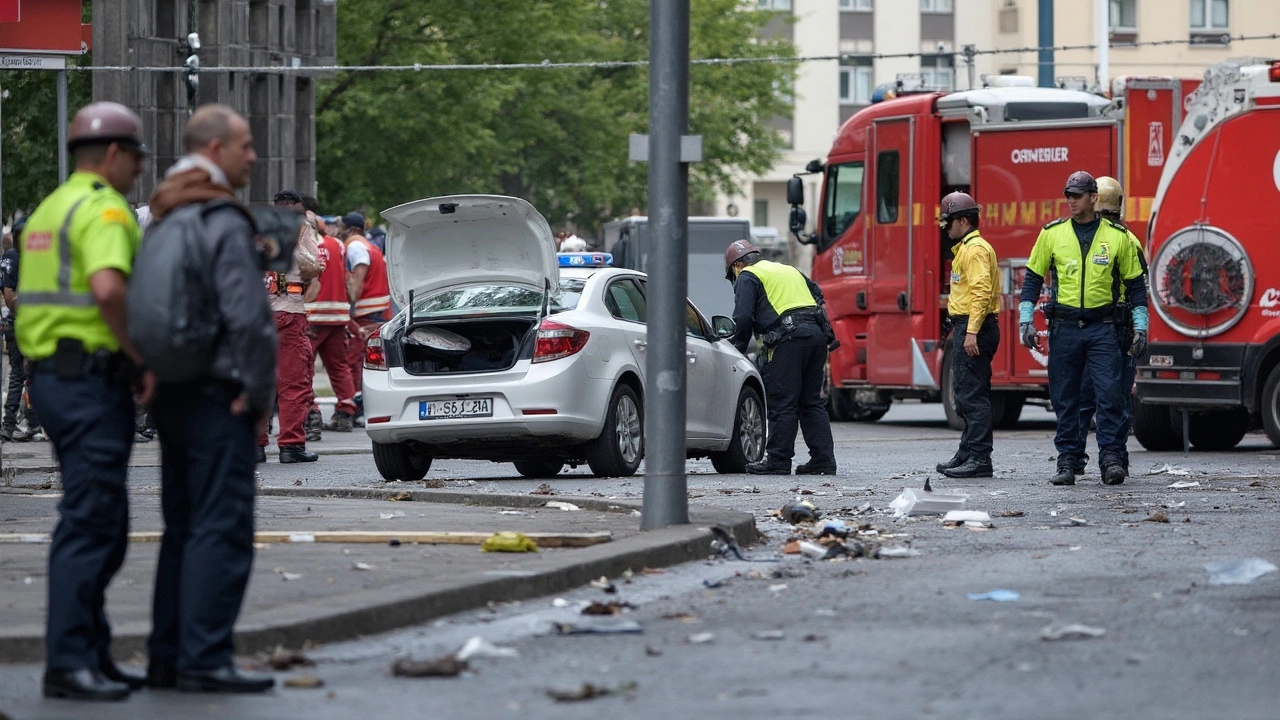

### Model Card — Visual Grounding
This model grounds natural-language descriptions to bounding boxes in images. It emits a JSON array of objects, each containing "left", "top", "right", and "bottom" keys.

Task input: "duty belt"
[
  {"left": 30, "top": 348, "right": 129, "bottom": 380},
  {"left": 948, "top": 314, "right": 998, "bottom": 326}
]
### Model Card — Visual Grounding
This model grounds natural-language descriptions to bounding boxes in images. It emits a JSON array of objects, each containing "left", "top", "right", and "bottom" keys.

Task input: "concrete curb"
[
  {"left": 0, "top": 490, "right": 756, "bottom": 664},
  {"left": 2, "top": 446, "right": 374, "bottom": 477}
]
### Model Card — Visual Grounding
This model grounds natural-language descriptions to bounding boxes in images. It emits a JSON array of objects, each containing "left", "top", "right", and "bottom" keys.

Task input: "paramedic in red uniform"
[
  {"left": 342, "top": 212, "right": 390, "bottom": 424},
  {"left": 256, "top": 190, "right": 322, "bottom": 464},
  {"left": 306, "top": 215, "right": 360, "bottom": 431}
]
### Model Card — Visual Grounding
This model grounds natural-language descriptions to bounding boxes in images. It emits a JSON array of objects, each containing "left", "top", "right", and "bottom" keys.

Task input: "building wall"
[{"left": 92, "top": 0, "right": 336, "bottom": 204}]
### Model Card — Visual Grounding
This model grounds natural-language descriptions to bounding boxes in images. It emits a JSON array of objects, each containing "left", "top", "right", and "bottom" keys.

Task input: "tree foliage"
[{"left": 316, "top": 0, "right": 795, "bottom": 233}]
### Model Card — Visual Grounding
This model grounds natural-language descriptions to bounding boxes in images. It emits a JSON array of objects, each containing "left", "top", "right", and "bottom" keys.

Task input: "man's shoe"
[
  {"left": 305, "top": 428, "right": 323, "bottom": 442},
  {"left": 100, "top": 661, "right": 146, "bottom": 690},
  {"left": 146, "top": 661, "right": 178, "bottom": 689},
  {"left": 305, "top": 408, "right": 323, "bottom": 431},
  {"left": 1102, "top": 463, "right": 1127, "bottom": 485},
  {"left": 0, "top": 425, "right": 15, "bottom": 442},
  {"left": 279, "top": 447, "right": 319, "bottom": 464},
  {"left": 10, "top": 426, "right": 34, "bottom": 442},
  {"left": 935, "top": 452, "right": 968, "bottom": 473},
  {"left": 255, "top": 446, "right": 267, "bottom": 464},
  {"left": 795, "top": 461, "right": 838, "bottom": 475},
  {"left": 943, "top": 457, "right": 993, "bottom": 479},
  {"left": 42, "top": 668, "right": 131, "bottom": 701},
  {"left": 1050, "top": 466, "right": 1076, "bottom": 486},
  {"left": 1074, "top": 464, "right": 1086, "bottom": 475},
  {"left": 175, "top": 665, "right": 274, "bottom": 694},
  {"left": 746, "top": 459, "right": 792, "bottom": 475},
  {"left": 324, "top": 411, "right": 354, "bottom": 432}
]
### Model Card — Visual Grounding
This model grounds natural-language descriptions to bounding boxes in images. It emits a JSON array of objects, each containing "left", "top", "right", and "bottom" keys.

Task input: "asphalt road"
[{"left": 2, "top": 401, "right": 1278, "bottom": 720}]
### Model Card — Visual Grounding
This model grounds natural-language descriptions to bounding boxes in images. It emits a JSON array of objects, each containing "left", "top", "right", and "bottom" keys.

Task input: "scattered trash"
[
  {"left": 943, "top": 510, "right": 993, "bottom": 529},
  {"left": 387, "top": 491, "right": 411, "bottom": 501},
  {"left": 642, "top": 567, "right": 664, "bottom": 575},
  {"left": 268, "top": 647, "right": 315, "bottom": 670},
  {"left": 768, "top": 583, "right": 788, "bottom": 592},
  {"left": 456, "top": 636, "right": 519, "bottom": 661},
  {"left": 1168, "top": 481, "right": 1201, "bottom": 489},
  {"left": 1001, "top": 510, "right": 1025, "bottom": 517},
  {"left": 1040, "top": 624, "right": 1106, "bottom": 641},
  {"left": 779, "top": 500, "right": 821, "bottom": 524},
  {"left": 498, "top": 510, "right": 526, "bottom": 516},
  {"left": 702, "top": 578, "right": 726, "bottom": 589},
  {"left": 554, "top": 620, "right": 644, "bottom": 635},
  {"left": 545, "top": 501, "right": 581, "bottom": 511},
  {"left": 582, "top": 600, "right": 636, "bottom": 616},
  {"left": 817, "top": 520, "right": 850, "bottom": 540},
  {"left": 782, "top": 540, "right": 802, "bottom": 555},
  {"left": 1148, "top": 464, "right": 1192, "bottom": 477},
  {"left": 1205, "top": 558, "right": 1278, "bottom": 586},
  {"left": 798, "top": 541, "right": 830, "bottom": 560},
  {"left": 422, "top": 479, "right": 447, "bottom": 489},
  {"left": 391, "top": 655, "right": 468, "bottom": 678},
  {"left": 710, "top": 525, "right": 746, "bottom": 560},
  {"left": 645, "top": 646, "right": 663, "bottom": 657},
  {"left": 967, "top": 589, "right": 1020, "bottom": 602},
  {"left": 1145, "top": 511, "right": 1170, "bottom": 523},
  {"left": 1058, "top": 517, "right": 1089, "bottom": 527},
  {"left": 877, "top": 546, "right": 921, "bottom": 559},
  {"left": 688, "top": 632, "right": 716, "bottom": 644},
  {"left": 552, "top": 598, "right": 571, "bottom": 608},
  {"left": 661, "top": 611, "right": 699, "bottom": 622},
  {"left": 889, "top": 485, "right": 966, "bottom": 517},
  {"left": 589, "top": 576, "right": 617, "bottom": 593},
  {"left": 530, "top": 483, "right": 555, "bottom": 495},
  {"left": 273, "top": 567, "right": 303, "bottom": 582},
  {"left": 751, "top": 630, "right": 785, "bottom": 641},
  {"left": 546, "top": 681, "right": 638, "bottom": 702},
  {"left": 378, "top": 511, "right": 405, "bottom": 520},
  {"left": 351, "top": 562, "right": 375, "bottom": 571},
  {"left": 283, "top": 675, "right": 325, "bottom": 689},
  {"left": 481, "top": 532, "right": 539, "bottom": 553}
]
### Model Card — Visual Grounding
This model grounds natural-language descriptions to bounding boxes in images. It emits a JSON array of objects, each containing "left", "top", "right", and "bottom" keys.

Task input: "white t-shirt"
[{"left": 346, "top": 239, "right": 370, "bottom": 271}]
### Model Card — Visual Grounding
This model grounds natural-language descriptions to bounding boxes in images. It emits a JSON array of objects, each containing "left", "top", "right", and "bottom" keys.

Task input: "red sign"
[{"left": 0, "top": 0, "right": 84, "bottom": 54}]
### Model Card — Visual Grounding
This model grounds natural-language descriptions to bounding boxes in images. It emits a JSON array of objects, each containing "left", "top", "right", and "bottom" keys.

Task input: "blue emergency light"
[{"left": 557, "top": 252, "right": 613, "bottom": 268}]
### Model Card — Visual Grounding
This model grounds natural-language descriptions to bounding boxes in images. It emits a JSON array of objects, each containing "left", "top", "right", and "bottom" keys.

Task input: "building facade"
[{"left": 92, "top": 0, "right": 336, "bottom": 204}]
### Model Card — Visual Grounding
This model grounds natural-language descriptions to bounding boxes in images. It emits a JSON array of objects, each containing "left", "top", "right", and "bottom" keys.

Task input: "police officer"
[
  {"left": 17, "top": 102, "right": 152, "bottom": 700},
  {"left": 2, "top": 218, "right": 43, "bottom": 442},
  {"left": 1075, "top": 176, "right": 1148, "bottom": 474},
  {"left": 725, "top": 239, "right": 837, "bottom": 475},
  {"left": 1019, "top": 171, "right": 1148, "bottom": 486},
  {"left": 934, "top": 192, "right": 1000, "bottom": 479}
]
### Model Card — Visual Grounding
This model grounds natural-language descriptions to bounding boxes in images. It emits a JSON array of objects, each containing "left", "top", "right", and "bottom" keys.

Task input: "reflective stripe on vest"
[
  {"left": 740, "top": 260, "right": 816, "bottom": 317},
  {"left": 20, "top": 196, "right": 95, "bottom": 308}
]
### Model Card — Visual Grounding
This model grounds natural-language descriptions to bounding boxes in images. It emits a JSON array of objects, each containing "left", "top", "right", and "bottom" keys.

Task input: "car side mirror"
[
  {"left": 786, "top": 176, "right": 805, "bottom": 205},
  {"left": 711, "top": 315, "right": 736, "bottom": 339}
]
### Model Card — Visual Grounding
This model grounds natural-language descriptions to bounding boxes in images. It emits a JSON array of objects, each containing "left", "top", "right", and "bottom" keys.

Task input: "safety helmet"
[
  {"left": 67, "top": 102, "right": 148, "bottom": 154},
  {"left": 1063, "top": 170, "right": 1098, "bottom": 196},
  {"left": 937, "top": 191, "right": 980, "bottom": 227},
  {"left": 724, "top": 239, "right": 759, "bottom": 280},
  {"left": 1095, "top": 176, "right": 1123, "bottom": 215}
]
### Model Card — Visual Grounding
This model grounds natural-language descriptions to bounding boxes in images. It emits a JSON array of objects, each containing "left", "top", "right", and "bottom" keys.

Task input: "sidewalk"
[{"left": 0, "top": 486, "right": 756, "bottom": 663}]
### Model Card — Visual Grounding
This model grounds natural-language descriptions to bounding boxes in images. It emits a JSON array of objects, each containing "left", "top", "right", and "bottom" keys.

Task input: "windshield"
[
  {"left": 411, "top": 279, "right": 586, "bottom": 318},
  {"left": 822, "top": 161, "right": 864, "bottom": 249}
]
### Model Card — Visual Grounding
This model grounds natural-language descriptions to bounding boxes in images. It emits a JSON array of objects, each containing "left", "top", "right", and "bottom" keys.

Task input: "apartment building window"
[
  {"left": 921, "top": 0, "right": 952, "bottom": 13},
  {"left": 753, "top": 200, "right": 769, "bottom": 229},
  {"left": 839, "top": 62, "right": 874, "bottom": 105},
  {"left": 921, "top": 55, "right": 955, "bottom": 91},
  {"left": 1109, "top": 0, "right": 1136, "bottom": 30},
  {"left": 839, "top": 0, "right": 872, "bottom": 10},
  {"left": 1190, "top": 0, "right": 1229, "bottom": 44},
  {"left": 757, "top": 0, "right": 792, "bottom": 10}
]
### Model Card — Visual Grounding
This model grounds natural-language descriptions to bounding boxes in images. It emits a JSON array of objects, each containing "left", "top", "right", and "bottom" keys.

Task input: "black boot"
[
  {"left": 42, "top": 668, "right": 131, "bottom": 701},
  {"left": 279, "top": 446, "right": 319, "bottom": 464},
  {"left": 1050, "top": 464, "right": 1076, "bottom": 486},
  {"left": 935, "top": 452, "right": 968, "bottom": 474},
  {"left": 747, "top": 459, "right": 792, "bottom": 475},
  {"left": 255, "top": 446, "right": 267, "bottom": 464},
  {"left": 795, "top": 460, "right": 837, "bottom": 475},
  {"left": 1102, "top": 463, "right": 1127, "bottom": 485},
  {"left": 324, "top": 411, "right": 354, "bottom": 432},
  {"left": 943, "top": 457, "right": 993, "bottom": 478},
  {"left": 146, "top": 660, "right": 178, "bottom": 689},
  {"left": 176, "top": 664, "right": 274, "bottom": 693},
  {"left": 99, "top": 661, "right": 146, "bottom": 690}
]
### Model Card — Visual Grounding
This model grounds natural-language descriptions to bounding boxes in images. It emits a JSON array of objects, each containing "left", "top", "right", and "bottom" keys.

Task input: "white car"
[{"left": 362, "top": 194, "right": 766, "bottom": 480}]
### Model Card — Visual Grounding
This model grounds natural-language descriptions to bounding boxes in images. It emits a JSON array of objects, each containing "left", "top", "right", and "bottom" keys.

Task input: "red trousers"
[
  {"left": 259, "top": 312, "right": 312, "bottom": 448},
  {"left": 347, "top": 317, "right": 382, "bottom": 400},
  {"left": 311, "top": 324, "right": 358, "bottom": 415}
]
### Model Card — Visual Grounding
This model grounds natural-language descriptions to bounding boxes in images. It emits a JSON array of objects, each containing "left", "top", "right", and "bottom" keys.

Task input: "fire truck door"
[{"left": 866, "top": 118, "right": 916, "bottom": 386}]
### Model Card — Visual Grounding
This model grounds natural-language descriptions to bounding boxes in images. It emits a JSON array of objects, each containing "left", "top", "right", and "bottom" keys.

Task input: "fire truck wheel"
[
  {"left": 940, "top": 345, "right": 964, "bottom": 431},
  {"left": 1132, "top": 400, "right": 1181, "bottom": 451},
  {"left": 848, "top": 402, "right": 889, "bottom": 423},
  {"left": 1188, "top": 408, "right": 1250, "bottom": 451},
  {"left": 1263, "top": 365, "right": 1280, "bottom": 449}
]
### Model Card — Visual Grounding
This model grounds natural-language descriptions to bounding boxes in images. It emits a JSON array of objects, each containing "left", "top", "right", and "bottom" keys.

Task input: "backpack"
[{"left": 127, "top": 200, "right": 248, "bottom": 383}]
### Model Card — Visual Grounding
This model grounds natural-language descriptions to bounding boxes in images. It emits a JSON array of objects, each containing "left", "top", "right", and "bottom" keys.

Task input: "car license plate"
[{"left": 419, "top": 398, "right": 493, "bottom": 420}]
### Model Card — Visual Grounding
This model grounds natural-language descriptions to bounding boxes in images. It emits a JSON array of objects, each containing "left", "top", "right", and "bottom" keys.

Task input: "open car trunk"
[{"left": 400, "top": 316, "right": 538, "bottom": 375}]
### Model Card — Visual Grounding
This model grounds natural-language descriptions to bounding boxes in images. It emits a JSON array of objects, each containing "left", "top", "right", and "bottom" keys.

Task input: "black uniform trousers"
[
  {"left": 951, "top": 315, "right": 1000, "bottom": 462},
  {"left": 760, "top": 329, "right": 835, "bottom": 465},
  {"left": 149, "top": 378, "right": 257, "bottom": 671},
  {"left": 28, "top": 365, "right": 134, "bottom": 671},
  {"left": 3, "top": 325, "right": 38, "bottom": 430}
]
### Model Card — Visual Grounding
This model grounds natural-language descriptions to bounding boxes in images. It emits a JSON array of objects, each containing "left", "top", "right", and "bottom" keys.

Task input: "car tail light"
[
  {"left": 533, "top": 319, "right": 589, "bottom": 363},
  {"left": 364, "top": 327, "right": 387, "bottom": 370},
  {"left": 1270, "top": 61, "right": 1280, "bottom": 82}
]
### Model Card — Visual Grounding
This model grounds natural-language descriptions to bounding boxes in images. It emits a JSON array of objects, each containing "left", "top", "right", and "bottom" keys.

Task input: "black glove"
[
  {"left": 1019, "top": 322, "right": 1039, "bottom": 350},
  {"left": 1130, "top": 330, "right": 1147, "bottom": 357}
]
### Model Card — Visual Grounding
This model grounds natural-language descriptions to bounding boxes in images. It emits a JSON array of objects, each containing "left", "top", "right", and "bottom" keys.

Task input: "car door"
[
  {"left": 682, "top": 301, "right": 723, "bottom": 439},
  {"left": 603, "top": 277, "right": 649, "bottom": 374}
]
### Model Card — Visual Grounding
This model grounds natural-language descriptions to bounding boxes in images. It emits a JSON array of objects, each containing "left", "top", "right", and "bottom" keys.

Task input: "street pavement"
[{"left": 1, "top": 401, "right": 1278, "bottom": 719}]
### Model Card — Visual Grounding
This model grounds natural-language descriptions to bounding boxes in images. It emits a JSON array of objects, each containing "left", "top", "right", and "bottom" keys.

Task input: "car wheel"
[
  {"left": 711, "top": 386, "right": 765, "bottom": 474},
  {"left": 586, "top": 384, "right": 643, "bottom": 477},
  {"left": 372, "top": 441, "right": 432, "bottom": 481},
  {"left": 513, "top": 460, "right": 564, "bottom": 478}
]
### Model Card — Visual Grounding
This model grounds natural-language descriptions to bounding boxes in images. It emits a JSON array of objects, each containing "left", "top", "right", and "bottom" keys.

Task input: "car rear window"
[{"left": 411, "top": 280, "right": 585, "bottom": 318}]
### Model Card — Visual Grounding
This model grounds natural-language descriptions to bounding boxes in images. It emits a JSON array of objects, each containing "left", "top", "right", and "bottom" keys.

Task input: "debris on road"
[
  {"left": 283, "top": 675, "right": 325, "bottom": 689},
  {"left": 890, "top": 485, "right": 966, "bottom": 517},
  {"left": 268, "top": 647, "right": 315, "bottom": 670},
  {"left": 751, "top": 630, "right": 786, "bottom": 641},
  {"left": 967, "top": 589, "right": 1020, "bottom": 602},
  {"left": 1145, "top": 510, "right": 1171, "bottom": 523},
  {"left": 1205, "top": 558, "right": 1279, "bottom": 586},
  {"left": 582, "top": 600, "right": 636, "bottom": 616},
  {"left": 351, "top": 562, "right": 375, "bottom": 571},
  {"left": 1040, "top": 624, "right": 1106, "bottom": 641},
  {"left": 1168, "top": 481, "right": 1201, "bottom": 489},
  {"left": 386, "top": 491, "right": 412, "bottom": 501},
  {"left": 590, "top": 576, "right": 617, "bottom": 593},
  {"left": 546, "top": 681, "right": 638, "bottom": 702},
  {"left": 877, "top": 546, "right": 921, "bottom": 559},
  {"left": 552, "top": 598, "right": 571, "bottom": 608},
  {"left": 702, "top": 578, "right": 726, "bottom": 589},
  {"left": 456, "top": 636, "right": 519, "bottom": 660},
  {"left": 554, "top": 620, "right": 644, "bottom": 635},
  {"left": 392, "top": 655, "right": 468, "bottom": 678},
  {"left": 530, "top": 483, "right": 555, "bottom": 495},
  {"left": 545, "top": 501, "right": 581, "bottom": 511},
  {"left": 943, "top": 511, "right": 993, "bottom": 529},
  {"left": 783, "top": 540, "right": 802, "bottom": 554},
  {"left": 768, "top": 583, "right": 788, "bottom": 592},
  {"left": 422, "top": 479, "right": 447, "bottom": 489},
  {"left": 273, "top": 567, "right": 303, "bottom": 582},
  {"left": 480, "top": 532, "right": 539, "bottom": 553},
  {"left": 710, "top": 525, "right": 747, "bottom": 560},
  {"left": 817, "top": 520, "right": 850, "bottom": 540},
  {"left": 778, "top": 500, "right": 821, "bottom": 524},
  {"left": 1147, "top": 464, "right": 1192, "bottom": 476},
  {"left": 498, "top": 510, "right": 526, "bottom": 516},
  {"left": 1058, "top": 517, "right": 1089, "bottom": 527},
  {"left": 1001, "top": 510, "right": 1025, "bottom": 517},
  {"left": 378, "top": 511, "right": 405, "bottom": 520},
  {"left": 688, "top": 632, "right": 716, "bottom": 644}
]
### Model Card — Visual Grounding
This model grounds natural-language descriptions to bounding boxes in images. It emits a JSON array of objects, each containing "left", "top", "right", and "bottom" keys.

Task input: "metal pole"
[
  {"left": 640, "top": 0, "right": 690, "bottom": 530},
  {"left": 1038, "top": 0, "right": 1055, "bottom": 88},
  {"left": 1096, "top": 0, "right": 1110, "bottom": 93},
  {"left": 1, "top": 84, "right": 5, "bottom": 222},
  {"left": 963, "top": 45, "right": 977, "bottom": 90},
  {"left": 56, "top": 70, "right": 68, "bottom": 183}
]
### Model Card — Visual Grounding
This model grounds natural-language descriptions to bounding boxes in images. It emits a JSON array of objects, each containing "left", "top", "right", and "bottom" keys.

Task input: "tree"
[{"left": 316, "top": 0, "right": 795, "bottom": 234}]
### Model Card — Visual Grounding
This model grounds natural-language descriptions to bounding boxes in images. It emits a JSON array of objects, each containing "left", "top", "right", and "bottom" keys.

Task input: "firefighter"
[
  {"left": 725, "top": 239, "right": 837, "bottom": 475},
  {"left": 342, "top": 212, "right": 390, "bottom": 426},
  {"left": 934, "top": 192, "right": 999, "bottom": 479},
  {"left": 18, "top": 102, "right": 152, "bottom": 700},
  {"left": 1075, "top": 176, "right": 1148, "bottom": 474},
  {"left": 1019, "top": 171, "right": 1148, "bottom": 487},
  {"left": 306, "top": 213, "right": 360, "bottom": 431}
]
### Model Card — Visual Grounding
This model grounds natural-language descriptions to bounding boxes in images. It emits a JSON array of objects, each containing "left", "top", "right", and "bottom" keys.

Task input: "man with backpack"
[{"left": 136, "top": 104, "right": 276, "bottom": 693}]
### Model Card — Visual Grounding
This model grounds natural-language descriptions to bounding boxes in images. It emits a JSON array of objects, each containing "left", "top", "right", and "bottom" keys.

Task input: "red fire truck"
[
  {"left": 1132, "top": 59, "right": 1280, "bottom": 451},
  {"left": 787, "top": 75, "right": 1196, "bottom": 429}
]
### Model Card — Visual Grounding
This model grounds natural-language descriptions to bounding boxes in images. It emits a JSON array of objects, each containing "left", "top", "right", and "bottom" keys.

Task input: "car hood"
[{"left": 381, "top": 195, "right": 558, "bottom": 307}]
